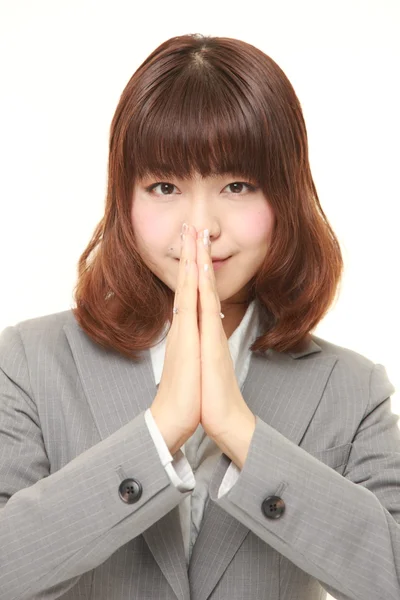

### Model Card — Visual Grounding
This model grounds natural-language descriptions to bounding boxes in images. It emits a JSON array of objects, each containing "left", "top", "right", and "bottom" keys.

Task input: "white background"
[{"left": 0, "top": 2, "right": 399, "bottom": 598}]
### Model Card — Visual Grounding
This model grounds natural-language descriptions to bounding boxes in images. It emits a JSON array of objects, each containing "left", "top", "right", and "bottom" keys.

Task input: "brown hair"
[{"left": 72, "top": 33, "right": 343, "bottom": 360}]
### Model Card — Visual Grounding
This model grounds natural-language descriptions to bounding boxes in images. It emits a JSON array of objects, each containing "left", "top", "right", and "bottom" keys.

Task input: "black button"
[
  {"left": 118, "top": 478, "right": 142, "bottom": 504},
  {"left": 261, "top": 495, "right": 285, "bottom": 519}
]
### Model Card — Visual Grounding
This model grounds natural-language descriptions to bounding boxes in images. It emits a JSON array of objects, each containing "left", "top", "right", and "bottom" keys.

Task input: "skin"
[{"left": 131, "top": 171, "right": 275, "bottom": 339}]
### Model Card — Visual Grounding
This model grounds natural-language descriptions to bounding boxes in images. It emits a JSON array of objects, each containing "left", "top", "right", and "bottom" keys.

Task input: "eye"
[
  {"left": 223, "top": 182, "right": 258, "bottom": 194},
  {"left": 145, "top": 182, "right": 178, "bottom": 196},
  {"left": 144, "top": 181, "right": 258, "bottom": 196}
]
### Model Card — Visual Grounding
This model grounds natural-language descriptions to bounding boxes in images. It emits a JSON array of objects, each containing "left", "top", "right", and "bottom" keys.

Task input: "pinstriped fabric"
[
  {"left": 0, "top": 316, "right": 191, "bottom": 600},
  {"left": 200, "top": 363, "right": 399, "bottom": 600},
  {"left": 0, "top": 307, "right": 399, "bottom": 600}
]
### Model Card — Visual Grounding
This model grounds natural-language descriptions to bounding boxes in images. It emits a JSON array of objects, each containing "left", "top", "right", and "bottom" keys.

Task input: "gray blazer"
[{"left": 0, "top": 309, "right": 399, "bottom": 600}]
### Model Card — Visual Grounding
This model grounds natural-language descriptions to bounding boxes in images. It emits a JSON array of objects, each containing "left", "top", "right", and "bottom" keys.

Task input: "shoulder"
[
  {"left": 311, "top": 333, "right": 375, "bottom": 369},
  {"left": 310, "top": 333, "right": 395, "bottom": 402},
  {"left": 1, "top": 308, "right": 74, "bottom": 343},
  {"left": 0, "top": 309, "right": 77, "bottom": 374}
]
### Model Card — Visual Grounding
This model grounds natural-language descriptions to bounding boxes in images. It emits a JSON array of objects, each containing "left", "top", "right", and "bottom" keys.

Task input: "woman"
[{"left": 0, "top": 34, "right": 398, "bottom": 600}]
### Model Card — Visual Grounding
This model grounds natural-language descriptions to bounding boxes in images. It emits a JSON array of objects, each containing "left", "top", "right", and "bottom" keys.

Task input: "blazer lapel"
[
  {"left": 63, "top": 316, "right": 190, "bottom": 600},
  {"left": 188, "top": 340, "right": 338, "bottom": 600}
]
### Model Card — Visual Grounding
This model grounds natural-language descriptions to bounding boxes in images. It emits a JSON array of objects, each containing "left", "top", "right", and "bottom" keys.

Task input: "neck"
[{"left": 221, "top": 300, "right": 250, "bottom": 339}]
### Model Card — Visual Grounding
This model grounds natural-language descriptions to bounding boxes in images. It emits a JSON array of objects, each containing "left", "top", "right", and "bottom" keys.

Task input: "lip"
[
  {"left": 211, "top": 256, "right": 231, "bottom": 270},
  {"left": 174, "top": 256, "right": 232, "bottom": 270}
]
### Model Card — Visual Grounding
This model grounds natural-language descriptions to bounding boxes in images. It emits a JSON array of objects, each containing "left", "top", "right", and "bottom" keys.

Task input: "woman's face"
[{"left": 131, "top": 172, "right": 275, "bottom": 309}]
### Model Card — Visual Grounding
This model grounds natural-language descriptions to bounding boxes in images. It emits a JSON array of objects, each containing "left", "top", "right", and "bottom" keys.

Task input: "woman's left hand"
[{"left": 195, "top": 228, "right": 256, "bottom": 443}]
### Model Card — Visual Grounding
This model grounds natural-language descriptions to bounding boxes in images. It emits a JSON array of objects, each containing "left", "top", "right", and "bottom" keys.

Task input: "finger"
[
  {"left": 196, "top": 229, "right": 223, "bottom": 318},
  {"left": 173, "top": 224, "right": 198, "bottom": 323}
]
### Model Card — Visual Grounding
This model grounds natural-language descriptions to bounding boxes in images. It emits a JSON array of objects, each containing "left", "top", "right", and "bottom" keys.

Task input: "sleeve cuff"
[
  {"left": 144, "top": 408, "right": 195, "bottom": 492},
  {"left": 218, "top": 461, "right": 241, "bottom": 498}
]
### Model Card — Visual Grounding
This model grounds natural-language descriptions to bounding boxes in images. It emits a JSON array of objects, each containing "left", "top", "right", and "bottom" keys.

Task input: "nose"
[
  {"left": 185, "top": 198, "right": 217, "bottom": 236},
  {"left": 179, "top": 183, "right": 224, "bottom": 241}
]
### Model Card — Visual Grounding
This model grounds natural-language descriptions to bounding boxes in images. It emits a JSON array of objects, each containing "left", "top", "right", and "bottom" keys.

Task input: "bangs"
[{"left": 128, "top": 68, "right": 270, "bottom": 185}]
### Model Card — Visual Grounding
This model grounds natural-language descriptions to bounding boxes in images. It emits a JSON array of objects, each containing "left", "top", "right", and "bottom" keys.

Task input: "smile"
[
  {"left": 174, "top": 256, "right": 232, "bottom": 270},
  {"left": 211, "top": 257, "right": 231, "bottom": 270}
]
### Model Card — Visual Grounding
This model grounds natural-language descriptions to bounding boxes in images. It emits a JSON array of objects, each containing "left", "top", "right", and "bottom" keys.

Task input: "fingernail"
[
  {"left": 181, "top": 222, "right": 188, "bottom": 244},
  {"left": 203, "top": 229, "right": 210, "bottom": 249}
]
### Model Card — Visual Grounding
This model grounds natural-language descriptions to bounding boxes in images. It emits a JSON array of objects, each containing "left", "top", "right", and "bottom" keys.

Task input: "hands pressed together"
[{"left": 150, "top": 224, "right": 256, "bottom": 469}]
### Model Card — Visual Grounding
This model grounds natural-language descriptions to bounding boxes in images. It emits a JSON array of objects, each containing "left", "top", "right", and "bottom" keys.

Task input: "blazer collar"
[{"left": 64, "top": 312, "right": 337, "bottom": 600}]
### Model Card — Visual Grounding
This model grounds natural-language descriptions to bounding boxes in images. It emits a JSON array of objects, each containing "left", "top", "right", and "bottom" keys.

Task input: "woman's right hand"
[{"left": 149, "top": 224, "right": 201, "bottom": 455}]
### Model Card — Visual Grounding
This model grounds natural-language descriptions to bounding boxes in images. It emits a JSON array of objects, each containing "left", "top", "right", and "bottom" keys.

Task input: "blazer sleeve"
[
  {"left": 208, "top": 362, "right": 400, "bottom": 600},
  {"left": 0, "top": 325, "right": 192, "bottom": 600}
]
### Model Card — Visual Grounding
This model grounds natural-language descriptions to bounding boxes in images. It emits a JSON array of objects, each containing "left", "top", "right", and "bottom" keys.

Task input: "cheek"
[
  {"left": 237, "top": 205, "right": 275, "bottom": 246},
  {"left": 131, "top": 205, "right": 168, "bottom": 250}
]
